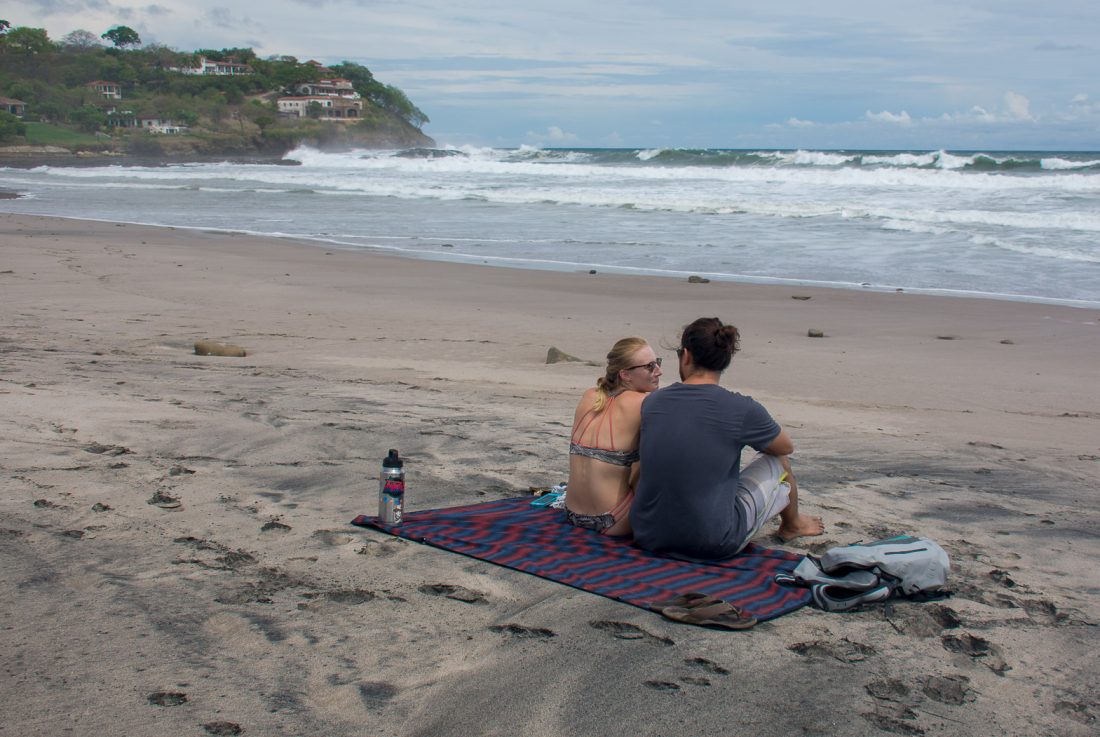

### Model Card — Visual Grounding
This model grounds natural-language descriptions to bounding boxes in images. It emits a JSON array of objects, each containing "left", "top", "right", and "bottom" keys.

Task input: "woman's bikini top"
[{"left": 569, "top": 393, "right": 640, "bottom": 467}]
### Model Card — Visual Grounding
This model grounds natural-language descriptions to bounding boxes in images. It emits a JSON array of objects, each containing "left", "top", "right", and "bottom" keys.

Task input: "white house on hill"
[{"left": 170, "top": 57, "right": 253, "bottom": 76}]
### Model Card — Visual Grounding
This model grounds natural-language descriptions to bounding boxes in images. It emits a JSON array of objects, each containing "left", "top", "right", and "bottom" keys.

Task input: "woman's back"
[
  {"left": 563, "top": 337, "right": 662, "bottom": 537},
  {"left": 566, "top": 388, "right": 645, "bottom": 534}
]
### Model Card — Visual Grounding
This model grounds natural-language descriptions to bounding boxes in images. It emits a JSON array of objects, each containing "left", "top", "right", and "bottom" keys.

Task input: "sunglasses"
[{"left": 625, "top": 357, "right": 662, "bottom": 372}]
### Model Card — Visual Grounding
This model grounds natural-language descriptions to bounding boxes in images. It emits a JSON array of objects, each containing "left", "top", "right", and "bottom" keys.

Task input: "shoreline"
[
  {"left": 1, "top": 212, "right": 1097, "bottom": 736},
  {"left": 6, "top": 210, "right": 1099, "bottom": 311}
]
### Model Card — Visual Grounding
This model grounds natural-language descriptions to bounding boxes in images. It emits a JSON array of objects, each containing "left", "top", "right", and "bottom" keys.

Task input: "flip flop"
[
  {"left": 661, "top": 600, "right": 758, "bottom": 631},
  {"left": 647, "top": 591, "right": 716, "bottom": 614}
]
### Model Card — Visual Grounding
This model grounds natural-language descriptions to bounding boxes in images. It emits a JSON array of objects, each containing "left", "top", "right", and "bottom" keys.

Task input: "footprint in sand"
[
  {"left": 418, "top": 583, "right": 487, "bottom": 604},
  {"left": 311, "top": 529, "right": 355, "bottom": 546},
  {"left": 202, "top": 723, "right": 242, "bottom": 736},
  {"left": 356, "top": 540, "right": 404, "bottom": 558},
  {"left": 357, "top": 682, "right": 399, "bottom": 708},
  {"left": 1054, "top": 700, "right": 1097, "bottom": 725},
  {"left": 489, "top": 623, "right": 556, "bottom": 639},
  {"left": 788, "top": 638, "right": 877, "bottom": 663},
  {"left": 922, "top": 674, "right": 974, "bottom": 705},
  {"left": 865, "top": 677, "right": 911, "bottom": 704},
  {"left": 588, "top": 620, "right": 673, "bottom": 646},
  {"left": 147, "top": 691, "right": 188, "bottom": 706},
  {"left": 861, "top": 712, "right": 925, "bottom": 736},
  {"left": 1019, "top": 598, "right": 1080, "bottom": 626},
  {"left": 883, "top": 602, "right": 962, "bottom": 637},
  {"left": 148, "top": 490, "right": 181, "bottom": 509},
  {"left": 85, "top": 442, "right": 132, "bottom": 456},
  {"left": 941, "top": 633, "right": 1010, "bottom": 675}
]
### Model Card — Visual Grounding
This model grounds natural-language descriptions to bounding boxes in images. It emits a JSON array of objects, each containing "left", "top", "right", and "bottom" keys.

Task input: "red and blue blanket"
[{"left": 352, "top": 497, "right": 810, "bottom": 621}]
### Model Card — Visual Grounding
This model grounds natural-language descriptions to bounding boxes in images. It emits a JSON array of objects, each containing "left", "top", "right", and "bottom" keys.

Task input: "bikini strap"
[{"left": 571, "top": 392, "right": 620, "bottom": 450}]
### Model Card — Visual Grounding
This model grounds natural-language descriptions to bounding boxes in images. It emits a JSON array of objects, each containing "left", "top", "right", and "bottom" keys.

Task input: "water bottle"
[{"left": 378, "top": 449, "right": 405, "bottom": 524}]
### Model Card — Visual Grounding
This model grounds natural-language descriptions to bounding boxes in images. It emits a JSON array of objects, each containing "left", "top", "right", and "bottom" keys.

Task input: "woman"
[{"left": 565, "top": 337, "right": 663, "bottom": 536}]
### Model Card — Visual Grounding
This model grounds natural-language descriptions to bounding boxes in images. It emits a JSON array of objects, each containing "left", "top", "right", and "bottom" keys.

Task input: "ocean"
[{"left": 2, "top": 146, "right": 1098, "bottom": 307}]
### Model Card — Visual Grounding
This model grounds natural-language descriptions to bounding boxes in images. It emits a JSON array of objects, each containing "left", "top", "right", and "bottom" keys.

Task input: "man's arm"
[{"left": 762, "top": 427, "right": 794, "bottom": 457}]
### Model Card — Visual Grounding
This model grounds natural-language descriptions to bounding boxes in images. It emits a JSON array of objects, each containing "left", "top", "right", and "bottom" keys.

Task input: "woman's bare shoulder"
[
  {"left": 616, "top": 390, "right": 650, "bottom": 408},
  {"left": 577, "top": 386, "right": 600, "bottom": 404},
  {"left": 574, "top": 386, "right": 600, "bottom": 413}
]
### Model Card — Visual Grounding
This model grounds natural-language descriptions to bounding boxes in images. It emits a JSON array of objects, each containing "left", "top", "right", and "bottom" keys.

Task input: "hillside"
[{"left": 0, "top": 24, "right": 435, "bottom": 158}]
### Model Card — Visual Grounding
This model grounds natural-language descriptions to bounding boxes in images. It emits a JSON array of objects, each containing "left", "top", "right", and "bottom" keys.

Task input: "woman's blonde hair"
[{"left": 592, "top": 337, "right": 649, "bottom": 413}]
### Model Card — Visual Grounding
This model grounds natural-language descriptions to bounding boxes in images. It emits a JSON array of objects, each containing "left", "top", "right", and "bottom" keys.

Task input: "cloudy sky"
[{"left": 14, "top": 0, "right": 1100, "bottom": 149}]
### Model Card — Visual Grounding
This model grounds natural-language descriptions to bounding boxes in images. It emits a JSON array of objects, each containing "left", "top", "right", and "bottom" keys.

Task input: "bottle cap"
[{"left": 383, "top": 449, "right": 403, "bottom": 468}]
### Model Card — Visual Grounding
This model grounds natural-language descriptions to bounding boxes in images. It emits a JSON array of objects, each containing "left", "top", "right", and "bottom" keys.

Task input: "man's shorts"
[{"left": 734, "top": 452, "right": 792, "bottom": 553}]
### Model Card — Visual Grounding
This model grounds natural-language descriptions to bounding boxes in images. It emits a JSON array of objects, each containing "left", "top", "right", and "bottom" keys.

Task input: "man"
[{"left": 630, "top": 317, "right": 824, "bottom": 559}]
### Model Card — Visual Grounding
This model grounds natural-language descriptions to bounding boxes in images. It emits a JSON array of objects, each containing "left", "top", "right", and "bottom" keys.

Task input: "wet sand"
[{"left": 1, "top": 213, "right": 1097, "bottom": 736}]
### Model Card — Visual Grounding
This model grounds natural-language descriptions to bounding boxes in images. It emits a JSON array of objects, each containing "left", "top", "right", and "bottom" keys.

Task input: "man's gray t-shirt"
[{"left": 631, "top": 382, "right": 781, "bottom": 560}]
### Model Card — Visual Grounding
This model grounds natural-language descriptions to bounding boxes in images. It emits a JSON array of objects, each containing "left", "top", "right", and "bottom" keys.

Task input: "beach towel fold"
[{"left": 352, "top": 497, "right": 810, "bottom": 621}]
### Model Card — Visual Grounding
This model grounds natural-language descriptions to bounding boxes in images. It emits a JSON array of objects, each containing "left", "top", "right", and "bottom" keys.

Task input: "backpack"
[{"left": 776, "top": 535, "right": 951, "bottom": 611}]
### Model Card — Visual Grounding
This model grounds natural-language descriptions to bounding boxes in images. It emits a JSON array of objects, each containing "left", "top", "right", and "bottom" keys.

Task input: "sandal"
[
  {"left": 661, "top": 599, "right": 758, "bottom": 630},
  {"left": 647, "top": 591, "right": 716, "bottom": 614}
]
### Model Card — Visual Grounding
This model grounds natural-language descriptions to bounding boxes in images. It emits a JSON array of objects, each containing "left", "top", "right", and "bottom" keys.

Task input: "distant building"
[
  {"left": 169, "top": 56, "right": 253, "bottom": 76},
  {"left": 0, "top": 97, "right": 27, "bottom": 117},
  {"left": 277, "top": 96, "right": 362, "bottom": 120},
  {"left": 87, "top": 81, "right": 122, "bottom": 100},
  {"left": 106, "top": 111, "right": 186, "bottom": 134},
  {"left": 295, "top": 78, "right": 360, "bottom": 99}
]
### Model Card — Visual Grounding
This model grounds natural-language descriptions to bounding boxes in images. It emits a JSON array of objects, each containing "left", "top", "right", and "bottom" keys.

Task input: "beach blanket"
[{"left": 352, "top": 497, "right": 811, "bottom": 621}]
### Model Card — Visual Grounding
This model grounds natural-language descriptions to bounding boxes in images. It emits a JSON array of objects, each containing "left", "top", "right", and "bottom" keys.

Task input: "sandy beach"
[{"left": 1, "top": 213, "right": 1097, "bottom": 736}]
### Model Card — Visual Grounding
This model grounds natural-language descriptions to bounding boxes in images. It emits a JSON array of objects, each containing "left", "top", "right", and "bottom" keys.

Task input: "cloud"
[
  {"left": 545, "top": 126, "right": 578, "bottom": 142},
  {"left": 1064, "top": 93, "right": 1100, "bottom": 118},
  {"left": 22, "top": 0, "right": 118, "bottom": 14},
  {"left": 1034, "top": 40, "right": 1089, "bottom": 52},
  {"left": 1003, "top": 91, "right": 1033, "bottom": 121},
  {"left": 865, "top": 110, "right": 912, "bottom": 125},
  {"left": 787, "top": 117, "right": 815, "bottom": 128},
  {"left": 526, "top": 125, "right": 578, "bottom": 143},
  {"left": 203, "top": 7, "right": 254, "bottom": 29}
]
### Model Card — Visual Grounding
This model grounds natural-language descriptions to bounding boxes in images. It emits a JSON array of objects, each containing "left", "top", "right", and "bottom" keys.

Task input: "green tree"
[
  {"left": 6, "top": 79, "right": 34, "bottom": 101},
  {"left": 174, "top": 109, "right": 200, "bottom": 127},
  {"left": 69, "top": 104, "right": 107, "bottom": 132},
  {"left": 0, "top": 109, "right": 25, "bottom": 141},
  {"left": 101, "top": 26, "right": 140, "bottom": 49},
  {"left": 196, "top": 47, "right": 256, "bottom": 63},
  {"left": 5, "top": 27, "right": 53, "bottom": 56},
  {"left": 368, "top": 82, "right": 429, "bottom": 129},
  {"left": 243, "top": 99, "right": 276, "bottom": 130},
  {"left": 329, "top": 61, "right": 376, "bottom": 89}
]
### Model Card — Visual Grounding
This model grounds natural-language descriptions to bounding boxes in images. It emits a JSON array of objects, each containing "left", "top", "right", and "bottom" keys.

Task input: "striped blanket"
[{"left": 352, "top": 497, "right": 810, "bottom": 621}]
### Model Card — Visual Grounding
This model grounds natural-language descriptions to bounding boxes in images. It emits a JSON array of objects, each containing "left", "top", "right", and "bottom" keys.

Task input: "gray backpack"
[{"left": 777, "top": 535, "right": 951, "bottom": 611}]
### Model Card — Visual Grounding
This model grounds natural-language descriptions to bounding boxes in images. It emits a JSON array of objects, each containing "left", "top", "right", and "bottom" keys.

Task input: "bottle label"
[{"left": 380, "top": 478, "right": 404, "bottom": 524}]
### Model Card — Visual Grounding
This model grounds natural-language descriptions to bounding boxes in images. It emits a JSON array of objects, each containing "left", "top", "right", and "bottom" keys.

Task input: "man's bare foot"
[{"left": 777, "top": 514, "right": 825, "bottom": 542}]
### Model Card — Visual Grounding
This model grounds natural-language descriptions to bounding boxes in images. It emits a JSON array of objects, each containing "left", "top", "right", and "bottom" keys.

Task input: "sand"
[{"left": 1, "top": 213, "right": 1097, "bottom": 737}]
